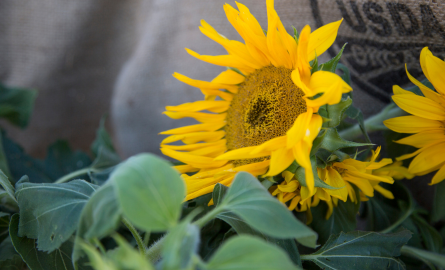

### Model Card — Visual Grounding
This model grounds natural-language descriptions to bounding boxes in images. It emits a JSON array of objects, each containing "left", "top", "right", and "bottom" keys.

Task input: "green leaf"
[
  {"left": 15, "top": 177, "right": 98, "bottom": 252},
  {"left": 217, "top": 172, "right": 317, "bottom": 248},
  {"left": 0, "top": 83, "right": 37, "bottom": 128},
  {"left": 0, "top": 237, "right": 25, "bottom": 270},
  {"left": 432, "top": 180, "right": 445, "bottom": 222},
  {"left": 302, "top": 230, "right": 412, "bottom": 270},
  {"left": 73, "top": 183, "right": 122, "bottom": 263},
  {"left": 336, "top": 63, "right": 351, "bottom": 85},
  {"left": 112, "top": 154, "right": 185, "bottom": 232},
  {"left": 412, "top": 214, "right": 443, "bottom": 253},
  {"left": 9, "top": 214, "right": 89, "bottom": 270},
  {"left": 401, "top": 245, "right": 445, "bottom": 269},
  {"left": 91, "top": 116, "right": 116, "bottom": 158},
  {"left": 205, "top": 235, "right": 301, "bottom": 270},
  {"left": 345, "top": 105, "right": 372, "bottom": 143},
  {"left": 319, "top": 43, "right": 347, "bottom": 73},
  {"left": 215, "top": 211, "right": 302, "bottom": 267},
  {"left": 325, "top": 98, "right": 352, "bottom": 128},
  {"left": 109, "top": 234, "right": 154, "bottom": 270},
  {"left": 0, "top": 212, "right": 10, "bottom": 243},
  {"left": 0, "top": 170, "right": 16, "bottom": 204},
  {"left": 320, "top": 128, "right": 372, "bottom": 152},
  {"left": 310, "top": 185, "right": 360, "bottom": 245},
  {"left": 0, "top": 133, "right": 12, "bottom": 179},
  {"left": 161, "top": 221, "right": 200, "bottom": 270}
]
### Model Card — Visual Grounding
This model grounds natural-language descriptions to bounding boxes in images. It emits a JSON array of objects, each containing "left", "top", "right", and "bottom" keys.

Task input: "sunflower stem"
[
  {"left": 122, "top": 218, "right": 146, "bottom": 256},
  {"left": 146, "top": 237, "right": 164, "bottom": 263},
  {"left": 339, "top": 104, "right": 406, "bottom": 141},
  {"left": 401, "top": 245, "right": 445, "bottom": 268},
  {"left": 193, "top": 206, "right": 224, "bottom": 228}
]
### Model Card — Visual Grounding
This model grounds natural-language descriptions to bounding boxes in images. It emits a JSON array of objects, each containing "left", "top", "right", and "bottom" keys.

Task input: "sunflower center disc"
[{"left": 225, "top": 65, "right": 307, "bottom": 166}]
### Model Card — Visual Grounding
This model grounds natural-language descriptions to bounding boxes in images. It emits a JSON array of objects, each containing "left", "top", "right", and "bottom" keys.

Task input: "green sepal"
[
  {"left": 319, "top": 43, "right": 347, "bottom": 72},
  {"left": 295, "top": 156, "right": 341, "bottom": 190},
  {"left": 337, "top": 63, "right": 351, "bottom": 85},
  {"left": 320, "top": 128, "right": 373, "bottom": 152},
  {"left": 324, "top": 97, "right": 353, "bottom": 128},
  {"left": 310, "top": 53, "right": 319, "bottom": 74}
]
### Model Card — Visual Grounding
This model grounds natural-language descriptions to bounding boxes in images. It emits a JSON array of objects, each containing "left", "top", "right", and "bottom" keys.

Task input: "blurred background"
[{"left": 1, "top": 0, "right": 444, "bottom": 206}]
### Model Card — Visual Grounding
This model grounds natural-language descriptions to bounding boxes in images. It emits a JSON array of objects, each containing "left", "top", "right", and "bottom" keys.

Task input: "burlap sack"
[{"left": 2, "top": 0, "right": 445, "bottom": 160}]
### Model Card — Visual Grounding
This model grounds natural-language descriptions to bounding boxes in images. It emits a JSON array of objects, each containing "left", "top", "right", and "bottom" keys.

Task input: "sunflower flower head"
[
  {"left": 384, "top": 47, "right": 445, "bottom": 185},
  {"left": 271, "top": 146, "right": 397, "bottom": 222},
  {"left": 161, "top": 0, "right": 352, "bottom": 201}
]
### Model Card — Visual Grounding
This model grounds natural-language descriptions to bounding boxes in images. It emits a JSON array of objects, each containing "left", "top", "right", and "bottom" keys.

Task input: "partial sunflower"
[
  {"left": 270, "top": 146, "right": 395, "bottom": 222},
  {"left": 384, "top": 47, "right": 445, "bottom": 185},
  {"left": 160, "top": 0, "right": 351, "bottom": 201}
]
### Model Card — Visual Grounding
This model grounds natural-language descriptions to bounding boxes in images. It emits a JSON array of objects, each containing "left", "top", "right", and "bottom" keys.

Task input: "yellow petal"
[
  {"left": 307, "top": 19, "right": 343, "bottom": 61},
  {"left": 366, "top": 158, "right": 393, "bottom": 170},
  {"left": 392, "top": 94, "right": 445, "bottom": 120},
  {"left": 200, "top": 89, "right": 234, "bottom": 101},
  {"left": 422, "top": 47, "right": 445, "bottom": 95},
  {"left": 163, "top": 111, "right": 226, "bottom": 123},
  {"left": 374, "top": 184, "right": 394, "bottom": 199},
  {"left": 393, "top": 85, "right": 414, "bottom": 95},
  {"left": 162, "top": 140, "right": 226, "bottom": 151},
  {"left": 431, "top": 164, "right": 445, "bottom": 185},
  {"left": 173, "top": 164, "right": 199, "bottom": 174},
  {"left": 166, "top": 100, "right": 230, "bottom": 113},
  {"left": 297, "top": 25, "right": 312, "bottom": 85},
  {"left": 309, "top": 71, "right": 352, "bottom": 95},
  {"left": 286, "top": 110, "right": 312, "bottom": 148},
  {"left": 189, "top": 143, "right": 227, "bottom": 158},
  {"left": 173, "top": 72, "right": 238, "bottom": 93},
  {"left": 185, "top": 175, "right": 234, "bottom": 201},
  {"left": 343, "top": 175, "right": 374, "bottom": 197},
  {"left": 305, "top": 78, "right": 342, "bottom": 109},
  {"left": 405, "top": 64, "right": 445, "bottom": 102},
  {"left": 161, "top": 148, "right": 228, "bottom": 169},
  {"left": 325, "top": 167, "right": 348, "bottom": 202},
  {"left": 409, "top": 142, "right": 445, "bottom": 175},
  {"left": 265, "top": 147, "right": 294, "bottom": 176},
  {"left": 395, "top": 129, "right": 445, "bottom": 148},
  {"left": 212, "top": 69, "right": 245, "bottom": 85},
  {"left": 161, "top": 131, "right": 225, "bottom": 145},
  {"left": 278, "top": 180, "right": 299, "bottom": 192},
  {"left": 186, "top": 48, "right": 255, "bottom": 74},
  {"left": 159, "top": 122, "right": 225, "bottom": 135},
  {"left": 251, "top": 136, "right": 287, "bottom": 154},
  {"left": 233, "top": 159, "right": 270, "bottom": 172},
  {"left": 215, "top": 146, "right": 269, "bottom": 160},
  {"left": 266, "top": 0, "right": 292, "bottom": 68},
  {"left": 288, "top": 195, "right": 301, "bottom": 211},
  {"left": 292, "top": 141, "right": 311, "bottom": 168},
  {"left": 384, "top": 116, "right": 443, "bottom": 133}
]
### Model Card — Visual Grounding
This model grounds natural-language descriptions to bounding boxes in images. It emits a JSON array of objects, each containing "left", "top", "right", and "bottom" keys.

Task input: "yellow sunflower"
[
  {"left": 160, "top": 0, "right": 351, "bottom": 201},
  {"left": 384, "top": 47, "right": 445, "bottom": 185},
  {"left": 270, "top": 146, "right": 395, "bottom": 222}
]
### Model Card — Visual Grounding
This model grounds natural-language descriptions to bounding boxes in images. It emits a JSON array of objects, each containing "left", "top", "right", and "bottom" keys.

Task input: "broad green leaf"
[
  {"left": 0, "top": 237, "right": 25, "bottom": 270},
  {"left": 0, "top": 83, "right": 37, "bottom": 128},
  {"left": 215, "top": 211, "right": 302, "bottom": 267},
  {"left": 325, "top": 98, "right": 352, "bottom": 128},
  {"left": 161, "top": 221, "right": 200, "bottom": 270},
  {"left": 320, "top": 128, "right": 372, "bottom": 152},
  {"left": 3, "top": 136, "right": 91, "bottom": 184},
  {"left": 0, "top": 170, "right": 16, "bottom": 204},
  {"left": 15, "top": 177, "right": 98, "bottom": 252},
  {"left": 0, "top": 132, "right": 12, "bottom": 179},
  {"left": 320, "top": 43, "right": 346, "bottom": 73},
  {"left": 112, "top": 154, "right": 185, "bottom": 232},
  {"left": 301, "top": 230, "right": 412, "bottom": 270},
  {"left": 205, "top": 235, "right": 301, "bottom": 270},
  {"left": 9, "top": 214, "right": 89, "bottom": 270},
  {"left": 72, "top": 183, "right": 122, "bottom": 263},
  {"left": 0, "top": 212, "right": 10, "bottom": 243},
  {"left": 91, "top": 116, "right": 116, "bottom": 158},
  {"left": 218, "top": 172, "right": 317, "bottom": 248},
  {"left": 43, "top": 140, "right": 92, "bottom": 180},
  {"left": 90, "top": 147, "right": 120, "bottom": 171},
  {"left": 310, "top": 185, "right": 360, "bottom": 245},
  {"left": 412, "top": 214, "right": 443, "bottom": 253},
  {"left": 432, "top": 180, "right": 445, "bottom": 222}
]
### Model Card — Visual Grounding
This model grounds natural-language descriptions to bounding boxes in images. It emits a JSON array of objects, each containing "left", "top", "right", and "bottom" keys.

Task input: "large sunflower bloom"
[
  {"left": 271, "top": 146, "right": 395, "bottom": 222},
  {"left": 160, "top": 0, "right": 351, "bottom": 201},
  {"left": 384, "top": 47, "right": 445, "bottom": 185}
]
